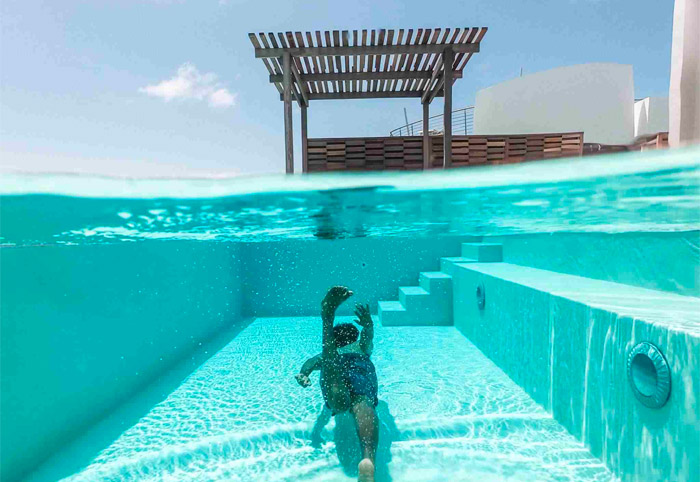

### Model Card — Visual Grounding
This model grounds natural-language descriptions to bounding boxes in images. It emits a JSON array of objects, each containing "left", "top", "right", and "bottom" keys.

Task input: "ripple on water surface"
[{"left": 0, "top": 148, "right": 698, "bottom": 246}]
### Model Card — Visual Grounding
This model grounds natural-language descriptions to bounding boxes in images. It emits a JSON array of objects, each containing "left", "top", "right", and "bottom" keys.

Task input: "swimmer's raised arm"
[
  {"left": 321, "top": 286, "right": 353, "bottom": 360},
  {"left": 354, "top": 303, "right": 374, "bottom": 355}
]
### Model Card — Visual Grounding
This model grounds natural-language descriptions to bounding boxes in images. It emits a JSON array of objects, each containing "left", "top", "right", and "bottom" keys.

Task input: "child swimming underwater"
[{"left": 295, "top": 287, "right": 378, "bottom": 482}]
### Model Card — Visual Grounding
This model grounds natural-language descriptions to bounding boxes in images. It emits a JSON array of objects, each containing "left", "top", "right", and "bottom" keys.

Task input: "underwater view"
[{"left": 2, "top": 148, "right": 699, "bottom": 481}]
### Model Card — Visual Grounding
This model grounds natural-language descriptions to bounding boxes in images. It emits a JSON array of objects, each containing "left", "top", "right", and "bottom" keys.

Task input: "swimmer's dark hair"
[{"left": 333, "top": 323, "right": 359, "bottom": 348}]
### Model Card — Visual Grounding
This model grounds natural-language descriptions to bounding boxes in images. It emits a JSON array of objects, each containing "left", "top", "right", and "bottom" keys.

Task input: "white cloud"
[
  {"left": 208, "top": 88, "right": 236, "bottom": 108},
  {"left": 139, "top": 63, "right": 237, "bottom": 109}
]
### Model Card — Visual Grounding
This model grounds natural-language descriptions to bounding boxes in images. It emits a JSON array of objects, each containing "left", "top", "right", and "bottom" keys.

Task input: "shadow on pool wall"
[{"left": 0, "top": 241, "right": 244, "bottom": 482}]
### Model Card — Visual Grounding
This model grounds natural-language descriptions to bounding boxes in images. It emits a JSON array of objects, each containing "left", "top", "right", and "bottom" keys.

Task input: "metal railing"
[{"left": 390, "top": 106, "right": 474, "bottom": 137}]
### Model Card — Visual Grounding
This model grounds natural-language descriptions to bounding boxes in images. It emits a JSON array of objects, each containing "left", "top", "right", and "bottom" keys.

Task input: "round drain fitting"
[{"left": 627, "top": 342, "right": 671, "bottom": 409}]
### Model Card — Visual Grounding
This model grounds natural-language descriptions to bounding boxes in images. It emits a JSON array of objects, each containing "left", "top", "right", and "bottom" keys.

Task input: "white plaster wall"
[
  {"left": 634, "top": 97, "right": 670, "bottom": 137},
  {"left": 669, "top": 0, "right": 700, "bottom": 146},
  {"left": 474, "top": 63, "right": 635, "bottom": 145}
]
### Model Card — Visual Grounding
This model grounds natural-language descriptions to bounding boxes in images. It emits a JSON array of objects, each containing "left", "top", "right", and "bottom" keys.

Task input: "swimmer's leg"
[
  {"left": 352, "top": 396, "right": 378, "bottom": 482},
  {"left": 310, "top": 405, "right": 332, "bottom": 447}
]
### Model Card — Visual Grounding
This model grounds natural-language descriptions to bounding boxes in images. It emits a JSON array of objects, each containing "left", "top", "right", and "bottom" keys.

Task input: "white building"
[
  {"left": 669, "top": 0, "right": 700, "bottom": 146},
  {"left": 634, "top": 97, "right": 669, "bottom": 138},
  {"left": 474, "top": 63, "right": 635, "bottom": 145}
]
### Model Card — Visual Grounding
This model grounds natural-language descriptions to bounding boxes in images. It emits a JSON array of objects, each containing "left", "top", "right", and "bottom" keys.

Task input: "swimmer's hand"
[
  {"left": 322, "top": 286, "right": 353, "bottom": 311},
  {"left": 354, "top": 303, "right": 372, "bottom": 327},
  {"left": 295, "top": 373, "right": 312, "bottom": 388}
]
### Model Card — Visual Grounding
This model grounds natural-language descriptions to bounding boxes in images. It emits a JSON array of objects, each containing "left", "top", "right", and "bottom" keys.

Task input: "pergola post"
[
  {"left": 422, "top": 101, "right": 430, "bottom": 169},
  {"left": 283, "top": 52, "right": 294, "bottom": 173},
  {"left": 443, "top": 47, "right": 453, "bottom": 168},
  {"left": 301, "top": 104, "right": 308, "bottom": 173}
]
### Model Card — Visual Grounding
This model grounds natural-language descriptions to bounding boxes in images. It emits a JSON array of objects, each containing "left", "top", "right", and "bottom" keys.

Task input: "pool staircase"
[
  {"left": 377, "top": 238, "right": 700, "bottom": 482},
  {"left": 378, "top": 243, "right": 502, "bottom": 326}
]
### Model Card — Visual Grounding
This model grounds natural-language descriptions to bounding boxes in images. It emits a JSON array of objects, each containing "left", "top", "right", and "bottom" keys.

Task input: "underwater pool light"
[{"left": 627, "top": 342, "right": 671, "bottom": 409}]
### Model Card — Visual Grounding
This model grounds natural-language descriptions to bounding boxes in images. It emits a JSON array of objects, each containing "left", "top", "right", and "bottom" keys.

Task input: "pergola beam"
[
  {"left": 256, "top": 42, "right": 479, "bottom": 58},
  {"left": 269, "top": 70, "right": 462, "bottom": 83},
  {"left": 422, "top": 77, "right": 445, "bottom": 104},
  {"left": 289, "top": 60, "right": 308, "bottom": 107},
  {"left": 421, "top": 58, "right": 445, "bottom": 104},
  {"left": 279, "top": 91, "right": 441, "bottom": 101}
]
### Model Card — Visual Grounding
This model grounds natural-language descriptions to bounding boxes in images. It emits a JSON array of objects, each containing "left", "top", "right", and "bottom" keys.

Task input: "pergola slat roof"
[
  {"left": 248, "top": 27, "right": 487, "bottom": 173},
  {"left": 249, "top": 28, "right": 487, "bottom": 103}
]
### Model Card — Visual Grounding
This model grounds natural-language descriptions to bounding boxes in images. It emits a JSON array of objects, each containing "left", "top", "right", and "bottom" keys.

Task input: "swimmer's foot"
[
  {"left": 358, "top": 458, "right": 374, "bottom": 482},
  {"left": 310, "top": 431, "right": 323, "bottom": 448}
]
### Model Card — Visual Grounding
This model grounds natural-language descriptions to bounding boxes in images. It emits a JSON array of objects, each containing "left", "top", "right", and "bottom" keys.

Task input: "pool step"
[
  {"left": 377, "top": 301, "right": 407, "bottom": 326},
  {"left": 378, "top": 243, "right": 503, "bottom": 326},
  {"left": 440, "top": 257, "right": 474, "bottom": 276},
  {"left": 461, "top": 242, "right": 503, "bottom": 262}
]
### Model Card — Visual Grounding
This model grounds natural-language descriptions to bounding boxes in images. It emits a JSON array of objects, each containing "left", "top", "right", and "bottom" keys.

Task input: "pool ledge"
[{"left": 452, "top": 261, "right": 700, "bottom": 482}]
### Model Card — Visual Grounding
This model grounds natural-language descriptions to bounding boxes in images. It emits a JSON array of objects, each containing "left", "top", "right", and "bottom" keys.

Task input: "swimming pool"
[{"left": 1, "top": 147, "right": 699, "bottom": 481}]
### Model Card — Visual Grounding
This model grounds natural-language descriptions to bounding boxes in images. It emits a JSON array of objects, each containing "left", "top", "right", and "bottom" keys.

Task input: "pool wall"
[
  {"left": 484, "top": 231, "right": 700, "bottom": 297},
  {"left": 240, "top": 235, "right": 476, "bottom": 317},
  {"left": 237, "top": 231, "right": 699, "bottom": 319},
  {"left": 452, "top": 261, "right": 700, "bottom": 481},
  {"left": 0, "top": 241, "right": 243, "bottom": 482}
]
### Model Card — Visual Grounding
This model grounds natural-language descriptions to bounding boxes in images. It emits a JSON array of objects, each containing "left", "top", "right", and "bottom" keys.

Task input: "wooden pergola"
[{"left": 249, "top": 28, "right": 487, "bottom": 173}]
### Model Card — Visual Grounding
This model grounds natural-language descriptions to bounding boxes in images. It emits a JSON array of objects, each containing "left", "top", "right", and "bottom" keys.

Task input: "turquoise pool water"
[
  {"left": 1, "top": 147, "right": 699, "bottom": 481},
  {"left": 57, "top": 318, "right": 614, "bottom": 482}
]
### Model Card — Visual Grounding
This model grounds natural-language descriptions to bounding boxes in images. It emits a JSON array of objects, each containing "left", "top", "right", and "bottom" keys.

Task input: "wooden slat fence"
[
  {"left": 308, "top": 136, "right": 424, "bottom": 171},
  {"left": 307, "top": 132, "right": 583, "bottom": 172},
  {"left": 582, "top": 132, "right": 669, "bottom": 156},
  {"left": 639, "top": 132, "right": 668, "bottom": 151}
]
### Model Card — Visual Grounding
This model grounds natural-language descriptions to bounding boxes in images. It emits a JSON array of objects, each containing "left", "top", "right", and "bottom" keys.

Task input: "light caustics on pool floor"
[{"left": 64, "top": 318, "right": 616, "bottom": 482}]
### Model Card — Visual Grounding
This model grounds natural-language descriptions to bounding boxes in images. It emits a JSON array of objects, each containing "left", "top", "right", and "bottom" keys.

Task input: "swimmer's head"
[{"left": 333, "top": 323, "right": 359, "bottom": 348}]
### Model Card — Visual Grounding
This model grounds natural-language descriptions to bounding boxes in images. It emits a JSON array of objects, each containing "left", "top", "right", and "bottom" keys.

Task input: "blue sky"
[{"left": 0, "top": 0, "right": 675, "bottom": 176}]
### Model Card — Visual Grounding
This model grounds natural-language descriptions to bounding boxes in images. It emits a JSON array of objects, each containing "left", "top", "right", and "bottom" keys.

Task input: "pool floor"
[{"left": 64, "top": 317, "right": 615, "bottom": 481}]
